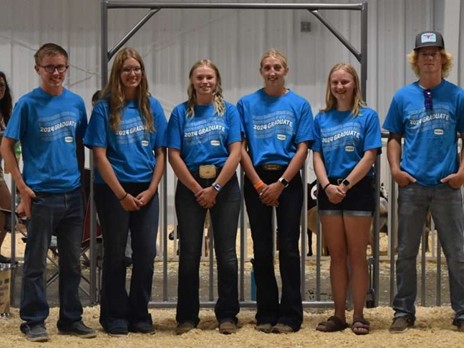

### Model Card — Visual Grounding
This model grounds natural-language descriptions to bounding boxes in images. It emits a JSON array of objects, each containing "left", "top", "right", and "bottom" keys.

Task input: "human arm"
[
  {"left": 93, "top": 147, "right": 141, "bottom": 211},
  {"left": 0, "top": 137, "right": 35, "bottom": 218},
  {"left": 338, "top": 148, "right": 378, "bottom": 193},
  {"left": 387, "top": 133, "right": 416, "bottom": 187},
  {"left": 136, "top": 147, "right": 166, "bottom": 205},
  {"left": 168, "top": 148, "right": 203, "bottom": 195},
  {"left": 259, "top": 141, "right": 308, "bottom": 206},
  {"left": 195, "top": 141, "right": 241, "bottom": 209},
  {"left": 440, "top": 133, "right": 464, "bottom": 188},
  {"left": 313, "top": 150, "right": 345, "bottom": 204}
]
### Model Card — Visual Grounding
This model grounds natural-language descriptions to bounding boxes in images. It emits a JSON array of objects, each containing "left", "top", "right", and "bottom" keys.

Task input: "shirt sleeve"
[{"left": 83, "top": 101, "right": 108, "bottom": 149}]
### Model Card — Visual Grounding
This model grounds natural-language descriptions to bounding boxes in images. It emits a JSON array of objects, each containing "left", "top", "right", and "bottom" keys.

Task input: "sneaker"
[
  {"left": 106, "top": 326, "right": 129, "bottom": 336},
  {"left": 255, "top": 323, "right": 273, "bottom": 333},
  {"left": 20, "top": 323, "right": 49, "bottom": 342},
  {"left": 129, "top": 321, "right": 155, "bottom": 334},
  {"left": 219, "top": 320, "right": 237, "bottom": 335},
  {"left": 389, "top": 316, "right": 415, "bottom": 333},
  {"left": 271, "top": 323, "right": 295, "bottom": 334},
  {"left": 58, "top": 320, "right": 96, "bottom": 338},
  {"left": 452, "top": 318, "right": 464, "bottom": 332},
  {"left": 176, "top": 321, "right": 195, "bottom": 335}
]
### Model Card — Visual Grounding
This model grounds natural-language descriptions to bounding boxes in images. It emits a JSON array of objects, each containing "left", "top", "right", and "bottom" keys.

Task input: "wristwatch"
[
  {"left": 278, "top": 177, "right": 289, "bottom": 188},
  {"left": 341, "top": 178, "right": 351, "bottom": 188},
  {"left": 212, "top": 182, "right": 222, "bottom": 192}
]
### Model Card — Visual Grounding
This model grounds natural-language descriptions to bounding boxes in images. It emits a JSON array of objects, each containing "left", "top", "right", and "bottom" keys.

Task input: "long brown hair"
[
  {"left": 321, "top": 63, "right": 365, "bottom": 116},
  {"left": 186, "top": 59, "right": 225, "bottom": 117},
  {"left": 0, "top": 71, "right": 12, "bottom": 126},
  {"left": 101, "top": 47, "right": 153, "bottom": 131}
]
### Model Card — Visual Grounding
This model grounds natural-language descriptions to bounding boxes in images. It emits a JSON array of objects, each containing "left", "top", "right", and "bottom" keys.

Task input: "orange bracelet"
[{"left": 253, "top": 180, "right": 265, "bottom": 190}]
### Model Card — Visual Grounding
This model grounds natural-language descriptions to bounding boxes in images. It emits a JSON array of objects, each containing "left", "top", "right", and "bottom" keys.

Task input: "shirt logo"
[{"left": 345, "top": 145, "right": 355, "bottom": 152}]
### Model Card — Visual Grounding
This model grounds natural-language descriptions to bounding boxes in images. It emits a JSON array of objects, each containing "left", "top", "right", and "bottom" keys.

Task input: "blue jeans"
[
  {"left": 95, "top": 183, "right": 159, "bottom": 331},
  {"left": 244, "top": 169, "right": 303, "bottom": 331},
  {"left": 20, "top": 189, "right": 84, "bottom": 328},
  {"left": 393, "top": 183, "right": 464, "bottom": 321},
  {"left": 175, "top": 174, "right": 240, "bottom": 325}
]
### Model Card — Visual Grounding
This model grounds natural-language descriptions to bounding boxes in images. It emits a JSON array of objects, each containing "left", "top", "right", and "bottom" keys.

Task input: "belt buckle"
[
  {"left": 263, "top": 164, "right": 282, "bottom": 171},
  {"left": 199, "top": 165, "right": 217, "bottom": 179}
]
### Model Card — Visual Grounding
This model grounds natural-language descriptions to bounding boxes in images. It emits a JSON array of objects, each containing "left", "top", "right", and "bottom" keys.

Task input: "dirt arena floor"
[
  {"left": 2, "top": 229, "right": 463, "bottom": 347},
  {"left": 1, "top": 306, "right": 463, "bottom": 348}
]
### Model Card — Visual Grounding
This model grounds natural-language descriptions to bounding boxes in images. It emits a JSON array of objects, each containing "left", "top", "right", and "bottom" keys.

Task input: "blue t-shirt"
[
  {"left": 84, "top": 97, "right": 167, "bottom": 184},
  {"left": 312, "top": 107, "right": 381, "bottom": 178},
  {"left": 5, "top": 87, "right": 87, "bottom": 193},
  {"left": 383, "top": 80, "right": 464, "bottom": 186},
  {"left": 167, "top": 101, "right": 241, "bottom": 171},
  {"left": 237, "top": 88, "right": 314, "bottom": 166}
]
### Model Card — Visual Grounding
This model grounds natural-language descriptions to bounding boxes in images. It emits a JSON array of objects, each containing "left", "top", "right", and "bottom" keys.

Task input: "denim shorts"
[{"left": 317, "top": 176, "right": 375, "bottom": 216}]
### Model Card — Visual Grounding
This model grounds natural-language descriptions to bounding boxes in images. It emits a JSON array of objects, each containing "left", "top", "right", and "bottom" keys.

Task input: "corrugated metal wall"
[
  {"left": 2, "top": 0, "right": 463, "bottom": 117},
  {"left": 1, "top": 0, "right": 463, "bottom": 190}
]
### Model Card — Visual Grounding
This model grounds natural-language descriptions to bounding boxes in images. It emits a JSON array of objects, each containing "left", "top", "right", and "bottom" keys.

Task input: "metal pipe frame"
[{"left": 96, "top": 0, "right": 369, "bottom": 308}]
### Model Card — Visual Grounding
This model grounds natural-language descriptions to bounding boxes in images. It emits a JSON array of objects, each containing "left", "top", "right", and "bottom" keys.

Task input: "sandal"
[
  {"left": 316, "top": 316, "right": 348, "bottom": 332},
  {"left": 351, "top": 317, "right": 370, "bottom": 335}
]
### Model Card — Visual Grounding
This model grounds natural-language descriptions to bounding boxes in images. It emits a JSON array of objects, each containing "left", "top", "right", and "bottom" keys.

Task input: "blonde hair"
[
  {"left": 407, "top": 49, "right": 453, "bottom": 78},
  {"left": 187, "top": 59, "right": 225, "bottom": 117},
  {"left": 320, "top": 63, "right": 365, "bottom": 116},
  {"left": 101, "top": 47, "right": 154, "bottom": 132},
  {"left": 259, "top": 49, "right": 288, "bottom": 70}
]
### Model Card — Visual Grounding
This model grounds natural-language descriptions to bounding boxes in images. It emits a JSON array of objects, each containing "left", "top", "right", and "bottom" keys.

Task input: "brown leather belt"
[{"left": 261, "top": 164, "right": 283, "bottom": 171}]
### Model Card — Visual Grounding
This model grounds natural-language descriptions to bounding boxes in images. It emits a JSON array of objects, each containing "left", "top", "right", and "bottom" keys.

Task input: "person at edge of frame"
[
  {"left": 383, "top": 31, "right": 464, "bottom": 333},
  {"left": 0, "top": 43, "right": 96, "bottom": 342}
]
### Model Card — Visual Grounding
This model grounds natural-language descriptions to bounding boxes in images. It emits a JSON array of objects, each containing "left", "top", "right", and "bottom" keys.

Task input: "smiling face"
[
  {"left": 190, "top": 65, "right": 217, "bottom": 103},
  {"left": 120, "top": 57, "right": 143, "bottom": 92},
  {"left": 35, "top": 54, "right": 68, "bottom": 95},
  {"left": 259, "top": 56, "right": 288, "bottom": 92},
  {"left": 329, "top": 68, "right": 356, "bottom": 109}
]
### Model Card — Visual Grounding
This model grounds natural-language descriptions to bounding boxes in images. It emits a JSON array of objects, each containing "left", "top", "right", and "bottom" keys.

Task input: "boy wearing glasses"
[
  {"left": 0, "top": 43, "right": 96, "bottom": 342},
  {"left": 383, "top": 31, "right": 464, "bottom": 333}
]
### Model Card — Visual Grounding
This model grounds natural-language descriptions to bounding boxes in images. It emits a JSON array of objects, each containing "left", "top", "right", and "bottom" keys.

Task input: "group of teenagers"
[{"left": 1, "top": 29, "right": 464, "bottom": 342}]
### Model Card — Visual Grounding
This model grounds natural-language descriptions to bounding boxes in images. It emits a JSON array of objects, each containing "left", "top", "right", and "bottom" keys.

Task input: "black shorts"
[{"left": 317, "top": 176, "right": 375, "bottom": 216}]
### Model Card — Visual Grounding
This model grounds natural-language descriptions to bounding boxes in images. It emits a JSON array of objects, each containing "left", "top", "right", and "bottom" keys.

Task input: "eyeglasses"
[
  {"left": 121, "top": 67, "right": 142, "bottom": 74},
  {"left": 424, "top": 89, "right": 433, "bottom": 110},
  {"left": 39, "top": 65, "right": 68, "bottom": 73}
]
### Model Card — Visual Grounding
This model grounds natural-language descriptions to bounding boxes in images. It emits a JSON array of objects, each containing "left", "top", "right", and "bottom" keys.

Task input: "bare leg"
[
  {"left": 321, "top": 214, "right": 348, "bottom": 321},
  {"left": 344, "top": 215, "right": 371, "bottom": 320}
]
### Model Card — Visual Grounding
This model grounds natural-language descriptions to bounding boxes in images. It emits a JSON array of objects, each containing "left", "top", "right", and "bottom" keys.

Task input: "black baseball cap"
[{"left": 414, "top": 31, "right": 445, "bottom": 50}]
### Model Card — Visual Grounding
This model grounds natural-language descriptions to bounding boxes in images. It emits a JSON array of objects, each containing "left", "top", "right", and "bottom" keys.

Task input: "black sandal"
[
  {"left": 351, "top": 317, "right": 370, "bottom": 335},
  {"left": 316, "top": 316, "right": 348, "bottom": 332}
]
